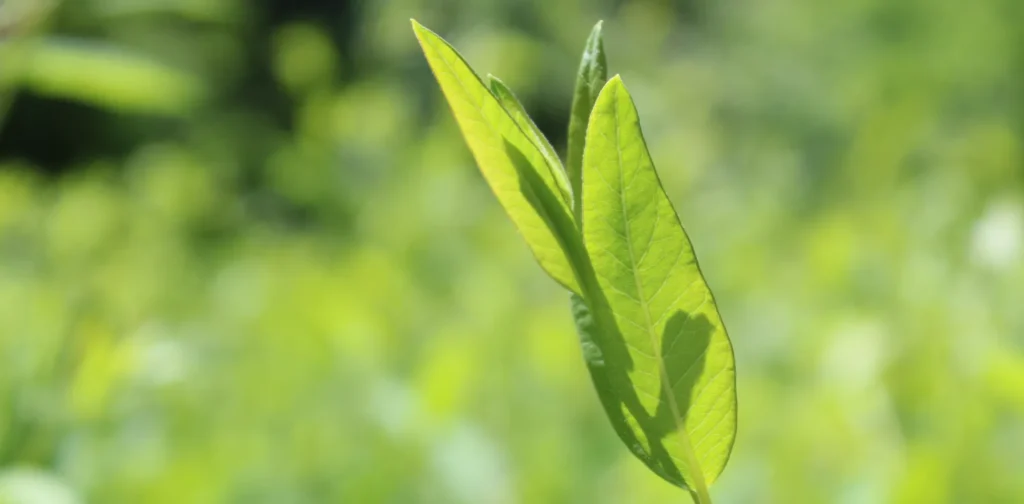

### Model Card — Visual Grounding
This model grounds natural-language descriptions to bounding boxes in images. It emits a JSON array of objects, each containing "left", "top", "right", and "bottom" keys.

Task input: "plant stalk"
[
  {"left": 688, "top": 483, "right": 712, "bottom": 504},
  {"left": 691, "top": 485, "right": 712, "bottom": 504}
]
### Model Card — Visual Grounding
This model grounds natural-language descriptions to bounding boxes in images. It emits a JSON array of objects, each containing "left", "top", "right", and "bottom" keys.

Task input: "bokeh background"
[{"left": 1, "top": 0, "right": 1023, "bottom": 502}]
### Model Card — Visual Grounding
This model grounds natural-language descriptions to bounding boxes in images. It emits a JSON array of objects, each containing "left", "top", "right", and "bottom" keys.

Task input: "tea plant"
[{"left": 412, "top": 20, "right": 737, "bottom": 504}]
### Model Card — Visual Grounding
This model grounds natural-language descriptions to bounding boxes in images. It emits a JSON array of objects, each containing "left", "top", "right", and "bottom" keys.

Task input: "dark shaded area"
[
  {"left": 0, "top": 0, "right": 361, "bottom": 176},
  {"left": 652, "top": 312, "right": 716, "bottom": 478},
  {"left": 524, "top": 93, "right": 572, "bottom": 165},
  {"left": 0, "top": 96, "right": 179, "bottom": 171},
  {"left": 504, "top": 136, "right": 716, "bottom": 490},
  {"left": 573, "top": 295, "right": 716, "bottom": 490}
]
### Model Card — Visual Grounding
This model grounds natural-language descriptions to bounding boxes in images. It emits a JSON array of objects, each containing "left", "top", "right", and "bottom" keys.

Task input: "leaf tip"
[
  {"left": 586, "top": 20, "right": 606, "bottom": 53},
  {"left": 410, "top": 18, "right": 433, "bottom": 43},
  {"left": 607, "top": 73, "right": 624, "bottom": 89},
  {"left": 485, "top": 73, "right": 500, "bottom": 94},
  {"left": 593, "top": 74, "right": 627, "bottom": 111},
  {"left": 486, "top": 73, "right": 507, "bottom": 93}
]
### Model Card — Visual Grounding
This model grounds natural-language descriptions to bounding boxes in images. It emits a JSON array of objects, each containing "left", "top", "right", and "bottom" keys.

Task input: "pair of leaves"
[{"left": 412, "top": 20, "right": 736, "bottom": 503}]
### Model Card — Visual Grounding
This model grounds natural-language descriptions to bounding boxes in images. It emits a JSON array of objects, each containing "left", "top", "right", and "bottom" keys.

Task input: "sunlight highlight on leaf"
[
  {"left": 580, "top": 75, "right": 736, "bottom": 500},
  {"left": 412, "top": 20, "right": 581, "bottom": 294}
]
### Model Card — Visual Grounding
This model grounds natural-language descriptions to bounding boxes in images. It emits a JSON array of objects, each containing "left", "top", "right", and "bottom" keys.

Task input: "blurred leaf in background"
[{"left": 1, "top": 0, "right": 1024, "bottom": 503}]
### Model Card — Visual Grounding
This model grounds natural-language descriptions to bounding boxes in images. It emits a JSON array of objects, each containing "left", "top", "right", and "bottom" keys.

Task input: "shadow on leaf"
[{"left": 502, "top": 136, "right": 714, "bottom": 489}]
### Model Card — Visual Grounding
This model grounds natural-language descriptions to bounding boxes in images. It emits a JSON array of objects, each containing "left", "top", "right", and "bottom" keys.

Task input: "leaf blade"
[
  {"left": 562, "top": 20, "right": 654, "bottom": 494},
  {"left": 581, "top": 75, "right": 737, "bottom": 494},
  {"left": 412, "top": 20, "right": 581, "bottom": 294},
  {"left": 567, "top": 21, "right": 607, "bottom": 219}
]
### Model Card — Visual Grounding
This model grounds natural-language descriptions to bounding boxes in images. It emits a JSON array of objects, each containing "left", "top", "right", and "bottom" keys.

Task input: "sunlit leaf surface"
[{"left": 580, "top": 75, "right": 737, "bottom": 497}]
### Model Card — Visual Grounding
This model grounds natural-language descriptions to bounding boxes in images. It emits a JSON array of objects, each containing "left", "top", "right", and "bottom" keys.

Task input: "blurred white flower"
[
  {"left": 970, "top": 199, "right": 1023, "bottom": 270},
  {"left": 367, "top": 378, "right": 417, "bottom": 439},
  {"left": 821, "top": 317, "right": 888, "bottom": 392},
  {"left": 130, "top": 324, "right": 188, "bottom": 387},
  {"left": 432, "top": 424, "right": 514, "bottom": 504},
  {"left": 0, "top": 468, "right": 79, "bottom": 504}
]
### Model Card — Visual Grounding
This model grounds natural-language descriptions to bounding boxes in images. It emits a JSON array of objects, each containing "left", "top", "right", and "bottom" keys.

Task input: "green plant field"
[{"left": 1, "top": 0, "right": 1023, "bottom": 502}]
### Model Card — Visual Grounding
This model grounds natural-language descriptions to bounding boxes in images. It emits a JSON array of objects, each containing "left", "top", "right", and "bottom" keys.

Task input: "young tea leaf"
[
  {"left": 411, "top": 20, "right": 581, "bottom": 294},
  {"left": 414, "top": 20, "right": 738, "bottom": 503},
  {"left": 567, "top": 20, "right": 607, "bottom": 219},
  {"left": 561, "top": 21, "right": 656, "bottom": 500},
  {"left": 581, "top": 75, "right": 737, "bottom": 501}
]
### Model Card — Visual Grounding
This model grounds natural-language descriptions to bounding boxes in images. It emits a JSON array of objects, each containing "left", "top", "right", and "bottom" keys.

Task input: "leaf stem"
[{"left": 691, "top": 484, "right": 713, "bottom": 504}]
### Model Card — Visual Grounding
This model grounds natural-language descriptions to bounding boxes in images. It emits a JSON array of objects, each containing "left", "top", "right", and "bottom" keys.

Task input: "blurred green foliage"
[{"left": 0, "top": 0, "right": 1023, "bottom": 502}]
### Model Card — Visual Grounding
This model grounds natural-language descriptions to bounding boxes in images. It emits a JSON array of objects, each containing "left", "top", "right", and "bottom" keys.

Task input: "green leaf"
[
  {"left": 487, "top": 74, "right": 572, "bottom": 207},
  {"left": 12, "top": 37, "right": 203, "bottom": 116},
  {"left": 567, "top": 20, "right": 607, "bottom": 220},
  {"left": 580, "top": 75, "right": 737, "bottom": 500},
  {"left": 411, "top": 20, "right": 581, "bottom": 294},
  {"left": 561, "top": 23, "right": 647, "bottom": 500}
]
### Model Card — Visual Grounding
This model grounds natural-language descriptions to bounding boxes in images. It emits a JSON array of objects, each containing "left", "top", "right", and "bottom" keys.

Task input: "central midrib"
[{"left": 610, "top": 86, "right": 709, "bottom": 497}]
